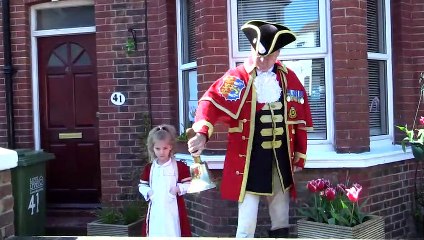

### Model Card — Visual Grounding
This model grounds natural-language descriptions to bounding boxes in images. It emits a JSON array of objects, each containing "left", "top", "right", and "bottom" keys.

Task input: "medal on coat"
[
  {"left": 289, "top": 107, "right": 297, "bottom": 119},
  {"left": 286, "top": 89, "right": 305, "bottom": 104},
  {"left": 298, "top": 90, "right": 305, "bottom": 104}
]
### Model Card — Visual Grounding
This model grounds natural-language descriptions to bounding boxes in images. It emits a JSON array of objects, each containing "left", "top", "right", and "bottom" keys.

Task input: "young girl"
[{"left": 139, "top": 124, "right": 192, "bottom": 237}]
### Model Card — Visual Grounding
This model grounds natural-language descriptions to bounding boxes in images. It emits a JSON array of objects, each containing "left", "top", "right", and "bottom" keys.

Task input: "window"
[
  {"left": 36, "top": 6, "right": 95, "bottom": 30},
  {"left": 177, "top": 0, "right": 198, "bottom": 133},
  {"left": 231, "top": 0, "right": 329, "bottom": 141},
  {"left": 367, "top": 0, "right": 392, "bottom": 137}
]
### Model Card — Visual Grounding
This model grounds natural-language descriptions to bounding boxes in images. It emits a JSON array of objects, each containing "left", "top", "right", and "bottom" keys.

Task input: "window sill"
[
  {"left": 174, "top": 140, "right": 413, "bottom": 169},
  {"left": 0, "top": 148, "right": 18, "bottom": 171}
]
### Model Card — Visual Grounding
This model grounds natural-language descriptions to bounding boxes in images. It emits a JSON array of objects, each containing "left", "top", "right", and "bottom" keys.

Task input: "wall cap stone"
[
  {"left": 0, "top": 147, "right": 18, "bottom": 171},
  {"left": 175, "top": 139, "right": 413, "bottom": 169}
]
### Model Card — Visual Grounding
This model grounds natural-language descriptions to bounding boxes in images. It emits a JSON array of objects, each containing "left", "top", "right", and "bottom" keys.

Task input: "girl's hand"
[{"left": 169, "top": 186, "right": 180, "bottom": 196}]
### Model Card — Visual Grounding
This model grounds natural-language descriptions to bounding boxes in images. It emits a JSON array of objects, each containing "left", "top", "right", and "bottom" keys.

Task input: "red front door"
[{"left": 38, "top": 34, "right": 101, "bottom": 205}]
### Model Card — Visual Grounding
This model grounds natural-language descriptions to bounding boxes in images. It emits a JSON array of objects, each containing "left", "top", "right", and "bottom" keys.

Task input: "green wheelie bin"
[{"left": 11, "top": 149, "right": 55, "bottom": 236}]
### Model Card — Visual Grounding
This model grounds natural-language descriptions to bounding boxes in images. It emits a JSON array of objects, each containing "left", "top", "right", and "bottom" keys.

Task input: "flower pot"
[
  {"left": 87, "top": 218, "right": 143, "bottom": 236},
  {"left": 411, "top": 144, "right": 424, "bottom": 161},
  {"left": 175, "top": 140, "right": 189, "bottom": 154},
  {"left": 297, "top": 215, "right": 385, "bottom": 239}
]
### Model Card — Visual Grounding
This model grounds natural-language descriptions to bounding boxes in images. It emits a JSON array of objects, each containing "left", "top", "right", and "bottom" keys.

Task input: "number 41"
[{"left": 28, "top": 193, "right": 39, "bottom": 215}]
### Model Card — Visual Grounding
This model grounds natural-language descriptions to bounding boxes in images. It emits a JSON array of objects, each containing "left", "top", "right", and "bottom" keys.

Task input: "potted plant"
[
  {"left": 396, "top": 72, "right": 424, "bottom": 237},
  {"left": 87, "top": 201, "right": 147, "bottom": 236},
  {"left": 175, "top": 129, "right": 189, "bottom": 154},
  {"left": 397, "top": 72, "right": 424, "bottom": 153},
  {"left": 297, "top": 178, "right": 385, "bottom": 239}
]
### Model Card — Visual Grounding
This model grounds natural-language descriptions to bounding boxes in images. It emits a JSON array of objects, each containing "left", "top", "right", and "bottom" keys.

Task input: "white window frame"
[
  {"left": 367, "top": 0, "right": 393, "bottom": 143},
  {"left": 31, "top": 0, "right": 95, "bottom": 150},
  {"left": 228, "top": 0, "right": 333, "bottom": 145},
  {"left": 176, "top": 0, "right": 197, "bottom": 134},
  {"left": 176, "top": 0, "right": 412, "bottom": 168}
]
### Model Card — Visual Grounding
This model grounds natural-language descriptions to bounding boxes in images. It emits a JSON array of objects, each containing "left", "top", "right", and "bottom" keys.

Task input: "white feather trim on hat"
[
  {"left": 254, "top": 71, "right": 281, "bottom": 103},
  {"left": 258, "top": 42, "right": 266, "bottom": 54}
]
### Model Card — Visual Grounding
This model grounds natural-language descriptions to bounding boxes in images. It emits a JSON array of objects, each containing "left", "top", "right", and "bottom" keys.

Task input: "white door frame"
[{"left": 30, "top": 0, "right": 95, "bottom": 150}]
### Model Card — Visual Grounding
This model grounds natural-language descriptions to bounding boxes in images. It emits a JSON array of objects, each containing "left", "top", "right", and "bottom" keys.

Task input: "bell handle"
[{"left": 186, "top": 128, "right": 202, "bottom": 164}]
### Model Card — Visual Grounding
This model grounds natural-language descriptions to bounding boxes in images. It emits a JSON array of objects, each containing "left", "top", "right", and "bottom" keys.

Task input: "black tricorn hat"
[{"left": 241, "top": 20, "right": 296, "bottom": 56}]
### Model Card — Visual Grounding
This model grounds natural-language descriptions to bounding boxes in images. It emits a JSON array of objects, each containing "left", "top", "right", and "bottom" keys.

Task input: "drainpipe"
[
  {"left": 144, "top": 0, "right": 152, "bottom": 126},
  {"left": 2, "top": 0, "right": 16, "bottom": 149}
]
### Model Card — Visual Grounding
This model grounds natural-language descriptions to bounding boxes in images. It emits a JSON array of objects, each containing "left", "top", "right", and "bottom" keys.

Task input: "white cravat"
[
  {"left": 254, "top": 66, "right": 282, "bottom": 103},
  {"left": 256, "top": 66, "right": 274, "bottom": 75}
]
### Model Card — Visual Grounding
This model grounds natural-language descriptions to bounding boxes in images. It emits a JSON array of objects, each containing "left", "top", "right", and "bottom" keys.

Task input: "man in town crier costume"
[{"left": 188, "top": 20, "right": 313, "bottom": 238}]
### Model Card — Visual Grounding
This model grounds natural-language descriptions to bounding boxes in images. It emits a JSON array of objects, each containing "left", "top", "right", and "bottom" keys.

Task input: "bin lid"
[
  {"left": 0, "top": 147, "right": 18, "bottom": 171},
  {"left": 15, "top": 149, "right": 55, "bottom": 166}
]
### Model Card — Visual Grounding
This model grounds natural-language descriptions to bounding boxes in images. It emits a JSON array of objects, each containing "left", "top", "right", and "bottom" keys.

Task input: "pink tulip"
[
  {"left": 324, "top": 187, "right": 336, "bottom": 201},
  {"left": 420, "top": 116, "right": 424, "bottom": 125},
  {"left": 353, "top": 183, "right": 363, "bottom": 191},
  {"left": 346, "top": 184, "right": 362, "bottom": 202},
  {"left": 307, "top": 180, "right": 317, "bottom": 193},
  {"left": 315, "top": 179, "right": 326, "bottom": 191}
]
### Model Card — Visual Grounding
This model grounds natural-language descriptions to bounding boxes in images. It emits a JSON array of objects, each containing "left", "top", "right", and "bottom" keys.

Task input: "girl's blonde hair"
[{"left": 146, "top": 124, "right": 177, "bottom": 162}]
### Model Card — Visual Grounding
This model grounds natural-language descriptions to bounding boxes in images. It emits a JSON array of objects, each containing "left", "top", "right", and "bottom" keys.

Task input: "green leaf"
[
  {"left": 298, "top": 208, "right": 317, "bottom": 222},
  {"left": 340, "top": 199, "right": 348, "bottom": 209},
  {"left": 330, "top": 211, "right": 350, "bottom": 226},
  {"left": 317, "top": 207, "right": 329, "bottom": 223},
  {"left": 396, "top": 125, "right": 407, "bottom": 132}
]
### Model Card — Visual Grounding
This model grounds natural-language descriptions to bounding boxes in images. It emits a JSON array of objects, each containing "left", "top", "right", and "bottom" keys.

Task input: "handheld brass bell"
[{"left": 186, "top": 128, "right": 216, "bottom": 193}]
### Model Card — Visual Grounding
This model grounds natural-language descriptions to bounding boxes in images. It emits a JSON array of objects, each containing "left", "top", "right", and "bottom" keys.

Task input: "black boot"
[{"left": 268, "top": 228, "right": 289, "bottom": 238}]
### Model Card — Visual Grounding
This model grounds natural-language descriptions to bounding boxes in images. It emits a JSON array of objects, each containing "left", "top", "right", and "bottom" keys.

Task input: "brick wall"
[
  {"left": 6, "top": 0, "right": 38, "bottom": 149},
  {"left": 95, "top": 0, "right": 149, "bottom": 204},
  {"left": 194, "top": 0, "right": 230, "bottom": 149},
  {"left": 392, "top": 0, "right": 424, "bottom": 141},
  {"left": 185, "top": 161, "right": 419, "bottom": 238},
  {"left": 331, "top": 0, "right": 370, "bottom": 153},
  {"left": 146, "top": 0, "right": 178, "bottom": 126},
  {"left": 0, "top": 170, "right": 14, "bottom": 238},
  {"left": 0, "top": 0, "right": 37, "bottom": 149}
]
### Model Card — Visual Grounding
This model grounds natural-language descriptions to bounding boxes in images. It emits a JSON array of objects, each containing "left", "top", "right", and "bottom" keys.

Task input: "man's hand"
[
  {"left": 293, "top": 157, "right": 303, "bottom": 173},
  {"left": 187, "top": 133, "right": 207, "bottom": 156},
  {"left": 169, "top": 186, "right": 180, "bottom": 196}
]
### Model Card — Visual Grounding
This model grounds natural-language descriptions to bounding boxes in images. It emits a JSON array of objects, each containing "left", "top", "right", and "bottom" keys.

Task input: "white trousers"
[{"left": 236, "top": 168, "right": 290, "bottom": 238}]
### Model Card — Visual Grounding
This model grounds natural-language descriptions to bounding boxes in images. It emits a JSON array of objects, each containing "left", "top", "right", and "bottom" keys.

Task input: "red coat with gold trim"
[{"left": 193, "top": 58, "right": 313, "bottom": 202}]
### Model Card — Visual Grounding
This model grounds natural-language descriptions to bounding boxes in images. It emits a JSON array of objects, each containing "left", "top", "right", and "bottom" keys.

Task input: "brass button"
[
  {"left": 242, "top": 136, "right": 246, "bottom": 140},
  {"left": 242, "top": 119, "right": 248, "bottom": 123},
  {"left": 236, "top": 171, "right": 240, "bottom": 175}
]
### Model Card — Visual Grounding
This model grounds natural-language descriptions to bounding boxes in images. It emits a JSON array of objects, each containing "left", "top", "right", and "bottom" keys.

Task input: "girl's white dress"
[{"left": 139, "top": 158, "right": 190, "bottom": 237}]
